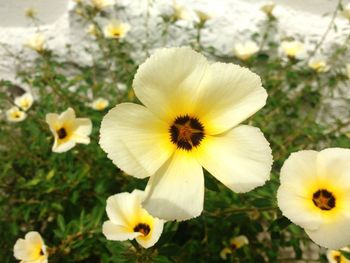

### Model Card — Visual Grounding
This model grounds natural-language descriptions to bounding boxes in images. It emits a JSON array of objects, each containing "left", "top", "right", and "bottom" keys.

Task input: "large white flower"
[
  {"left": 100, "top": 47, "right": 273, "bottom": 221},
  {"left": 277, "top": 148, "right": 350, "bottom": 249},
  {"left": 46, "top": 108, "right": 92, "bottom": 153},
  {"left": 14, "top": 93, "right": 34, "bottom": 111},
  {"left": 103, "top": 190, "right": 164, "bottom": 248},
  {"left": 234, "top": 41, "right": 259, "bottom": 60},
  {"left": 13, "top": 231, "right": 48, "bottom": 263},
  {"left": 6, "top": 107, "right": 27, "bottom": 122}
]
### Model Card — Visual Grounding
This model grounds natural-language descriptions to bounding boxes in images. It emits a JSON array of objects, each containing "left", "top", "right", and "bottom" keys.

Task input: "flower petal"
[
  {"left": 99, "top": 103, "right": 175, "bottom": 179},
  {"left": 143, "top": 151, "right": 204, "bottom": 221},
  {"left": 103, "top": 221, "right": 140, "bottom": 241},
  {"left": 14, "top": 232, "right": 44, "bottom": 261},
  {"left": 73, "top": 118, "right": 92, "bottom": 144},
  {"left": 135, "top": 218, "right": 164, "bottom": 248},
  {"left": 52, "top": 139, "right": 76, "bottom": 153},
  {"left": 133, "top": 47, "right": 209, "bottom": 122},
  {"left": 196, "top": 63, "right": 267, "bottom": 134},
  {"left": 196, "top": 125, "right": 272, "bottom": 193}
]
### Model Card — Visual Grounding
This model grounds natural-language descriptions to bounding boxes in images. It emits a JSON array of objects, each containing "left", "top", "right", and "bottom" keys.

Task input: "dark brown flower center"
[
  {"left": 133, "top": 223, "right": 151, "bottom": 236},
  {"left": 312, "top": 189, "right": 336, "bottom": 211},
  {"left": 57, "top": 127, "right": 67, "bottom": 139},
  {"left": 169, "top": 115, "right": 205, "bottom": 151}
]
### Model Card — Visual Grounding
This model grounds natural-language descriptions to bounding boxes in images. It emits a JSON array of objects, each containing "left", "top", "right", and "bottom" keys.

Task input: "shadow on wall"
[{"left": 0, "top": 0, "right": 69, "bottom": 27}]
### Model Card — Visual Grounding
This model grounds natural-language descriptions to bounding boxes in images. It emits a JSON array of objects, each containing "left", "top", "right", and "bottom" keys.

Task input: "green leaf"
[
  {"left": 204, "top": 173, "right": 220, "bottom": 192},
  {"left": 57, "top": 214, "right": 65, "bottom": 232},
  {"left": 341, "top": 250, "right": 350, "bottom": 260},
  {"left": 269, "top": 216, "right": 291, "bottom": 231}
]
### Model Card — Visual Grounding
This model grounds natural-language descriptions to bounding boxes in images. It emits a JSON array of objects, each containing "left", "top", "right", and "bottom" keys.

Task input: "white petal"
[
  {"left": 196, "top": 63, "right": 267, "bottom": 134},
  {"left": 306, "top": 211, "right": 350, "bottom": 249},
  {"left": 277, "top": 184, "right": 323, "bottom": 231},
  {"left": 143, "top": 151, "right": 204, "bottom": 221},
  {"left": 105, "top": 192, "right": 141, "bottom": 226},
  {"left": 73, "top": 118, "right": 92, "bottom": 144},
  {"left": 136, "top": 218, "right": 164, "bottom": 248},
  {"left": 52, "top": 139, "right": 76, "bottom": 153},
  {"left": 133, "top": 47, "right": 209, "bottom": 122},
  {"left": 60, "top": 107, "right": 76, "bottom": 123},
  {"left": 102, "top": 221, "right": 140, "bottom": 241},
  {"left": 99, "top": 103, "right": 175, "bottom": 179},
  {"left": 14, "top": 232, "right": 44, "bottom": 261},
  {"left": 279, "top": 150, "right": 319, "bottom": 197},
  {"left": 45, "top": 113, "right": 59, "bottom": 129},
  {"left": 196, "top": 125, "right": 272, "bottom": 193}
]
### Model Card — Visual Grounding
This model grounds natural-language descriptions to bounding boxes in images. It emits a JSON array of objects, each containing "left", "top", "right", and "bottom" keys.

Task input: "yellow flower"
[
  {"left": 327, "top": 248, "right": 350, "bottom": 263},
  {"left": 234, "top": 41, "right": 259, "bottom": 60},
  {"left": 99, "top": 47, "right": 273, "bottom": 221},
  {"left": 194, "top": 9, "right": 212, "bottom": 23},
  {"left": 277, "top": 148, "right": 350, "bottom": 249},
  {"left": 219, "top": 235, "right": 249, "bottom": 260},
  {"left": 6, "top": 107, "right": 27, "bottom": 122},
  {"left": 346, "top": 64, "right": 350, "bottom": 79},
  {"left": 46, "top": 108, "right": 92, "bottom": 153},
  {"left": 25, "top": 34, "right": 45, "bottom": 52},
  {"left": 91, "top": 0, "right": 114, "bottom": 10},
  {"left": 86, "top": 24, "right": 99, "bottom": 37},
  {"left": 219, "top": 247, "right": 231, "bottom": 260},
  {"left": 260, "top": 2, "right": 276, "bottom": 16},
  {"left": 173, "top": 3, "right": 190, "bottom": 21},
  {"left": 14, "top": 93, "right": 34, "bottom": 111},
  {"left": 308, "top": 58, "right": 329, "bottom": 73},
  {"left": 91, "top": 98, "right": 109, "bottom": 111},
  {"left": 103, "top": 20, "right": 130, "bottom": 39},
  {"left": 281, "top": 40, "right": 304, "bottom": 58},
  {"left": 342, "top": 3, "right": 350, "bottom": 20},
  {"left": 13, "top": 231, "right": 48, "bottom": 263},
  {"left": 103, "top": 190, "right": 164, "bottom": 248}
]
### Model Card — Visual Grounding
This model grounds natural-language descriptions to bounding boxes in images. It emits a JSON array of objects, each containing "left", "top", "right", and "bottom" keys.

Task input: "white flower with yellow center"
[
  {"left": 346, "top": 64, "right": 350, "bottom": 79},
  {"left": 14, "top": 93, "right": 34, "bottom": 111},
  {"left": 86, "top": 24, "right": 99, "bottom": 37},
  {"left": 25, "top": 34, "right": 45, "bottom": 52},
  {"left": 260, "top": 2, "right": 276, "bottom": 16},
  {"left": 13, "top": 231, "right": 48, "bottom": 263},
  {"left": 281, "top": 40, "right": 304, "bottom": 59},
  {"left": 308, "top": 58, "right": 329, "bottom": 73},
  {"left": 91, "top": 98, "right": 109, "bottom": 111},
  {"left": 6, "top": 107, "right": 27, "bottom": 122},
  {"left": 277, "top": 148, "right": 350, "bottom": 249},
  {"left": 220, "top": 235, "right": 249, "bottom": 260},
  {"left": 91, "top": 0, "right": 114, "bottom": 10},
  {"left": 342, "top": 3, "right": 350, "bottom": 21},
  {"left": 46, "top": 108, "right": 92, "bottom": 153},
  {"left": 234, "top": 41, "right": 259, "bottom": 61},
  {"left": 103, "top": 190, "right": 164, "bottom": 248},
  {"left": 103, "top": 20, "right": 130, "bottom": 39},
  {"left": 99, "top": 47, "right": 273, "bottom": 221},
  {"left": 327, "top": 247, "right": 350, "bottom": 263}
]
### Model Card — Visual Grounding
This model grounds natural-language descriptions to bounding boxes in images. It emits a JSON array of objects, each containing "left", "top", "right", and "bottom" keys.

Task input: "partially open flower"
[
  {"left": 91, "top": 98, "right": 109, "bottom": 111},
  {"left": 25, "top": 34, "right": 45, "bottom": 52},
  {"left": 220, "top": 235, "right": 249, "bottom": 260},
  {"left": 91, "top": 0, "right": 114, "bottom": 10},
  {"left": 234, "top": 41, "right": 259, "bottom": 60},
  {"left": 46, "top": 108, "right": 92, "bottom": 153},
  {"left": 173, "top": 3, "right": 191, "bottom": 21},
  {"left": 342, "top": 3, "right": 350, "bottom": 21},
  {"left": 103, "top": 20, "right": 130, "bottom": 39},
  {"left": 281, "top": 40, "right": 304, "bottom": 59},
  {"left": 103, "top": 190, "right": 164, "bottom": 248},
  {"left": 100, "top": 47, "right": 273, "bottom": 221},
  {"left": 277, "top": 148, "right": 350, "bottom": 249},
  {"left": 14, "top": 231, "right": 48, "bottom": 263},
  {"left": 327, "top": 247, "right": 350, "bottom": 263},
  {"left": 86, "top": 24, "right": 99, "bottom": 37},
  {"left": 308, "top": 58, "right": 329, "bottom": 73},
  {"left": 260, "top": 2, "right": 276, "bottom": 17},
  {"left": 14, "top": 93, "right": 34, "bottom": 111},
  {"left": 25, "top": 8, "right": 37, "bottom": 19},
  {"left": 194, "top": 9, "right": 212, "bottom": 24},
  {"left": 6, "top": 107, "right": 27, "bottom": 122}
]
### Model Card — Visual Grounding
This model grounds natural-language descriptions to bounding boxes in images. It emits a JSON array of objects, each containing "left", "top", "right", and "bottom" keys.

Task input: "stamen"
[
  {"left": 57, "top": 127, "right": 67, "bottom": 139},
  {"left": 312, "top": 189, "right": 336, "bottom": 211},
  {"left": 133, "top": 223, "right": 151, "bottom": 236}
]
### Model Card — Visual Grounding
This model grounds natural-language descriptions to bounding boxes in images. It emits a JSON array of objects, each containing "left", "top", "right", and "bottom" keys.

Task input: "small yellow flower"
[
  {"left": 25, "top": 34, "right": 45, "bottom": 52},
  {"left": 14, "top": 93, "right": 34, "bottom": 111},
  {"left": 103, "top": 190, "right": 164, "bottom": 248},
  {"left": 346, "top": 64, "right": 350, "bottom": 79},
  {"left": 100, "top": 47, "right": 273, "bottom": 221},
  {"left": 219, "top": 247, "right": 232, "bottom": 260},
  {"left": 25, "top": 8, "right": 37, "bottom": 18},
  {"left": 260, "top": 2, "right": 276, "bottom": 16},
  {"left": 219, "top": 235, "right": 249, "bottom": 260},
  {"left": 91, "top": 0, "right": 114, "bottom": 10},
  {"left": 103, "top": 20, "right": 130, "bottom": 39},
  {"left": 91, "top": 98, "right": 109, "bottom": 111},
  {"left": 13, "top": 231, "right": 48, "bottom": 263},
  {"left": 308, "top": 58, "right": 329, "bottom": 73},
  {"left": 194, "top": 9, "right": 212, "bottom": 23},
  {"left": 342, "top": 3, "right": 350, "bottom": 21},
  {"left": 173, "top": 3, "right": 190, "bottom": 21},
  {"left": 277, "top": 148, "right": 350, "bottom": 249},
  {"left": 46, "top": 108, "right": 92, "bottom": 153},
  {"left": 281, "top": 40, "right": 304, "bottom": 59},
  {"left": 327, "top": 247, "right": 350, "bottom": 263},
  {"left": 6, "top": 107, "right": 27, "bottom": 122},
  {"left": 86, "top": 24, "right": 99, "bottom": 37},
  {"left": 234, "top": 41, "right": 259, "bottom": 60}
]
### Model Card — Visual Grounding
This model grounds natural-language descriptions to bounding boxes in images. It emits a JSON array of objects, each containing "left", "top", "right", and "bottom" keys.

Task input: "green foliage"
[{"left": 1, "top": 1, "right": 350, "bottom": 262}]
